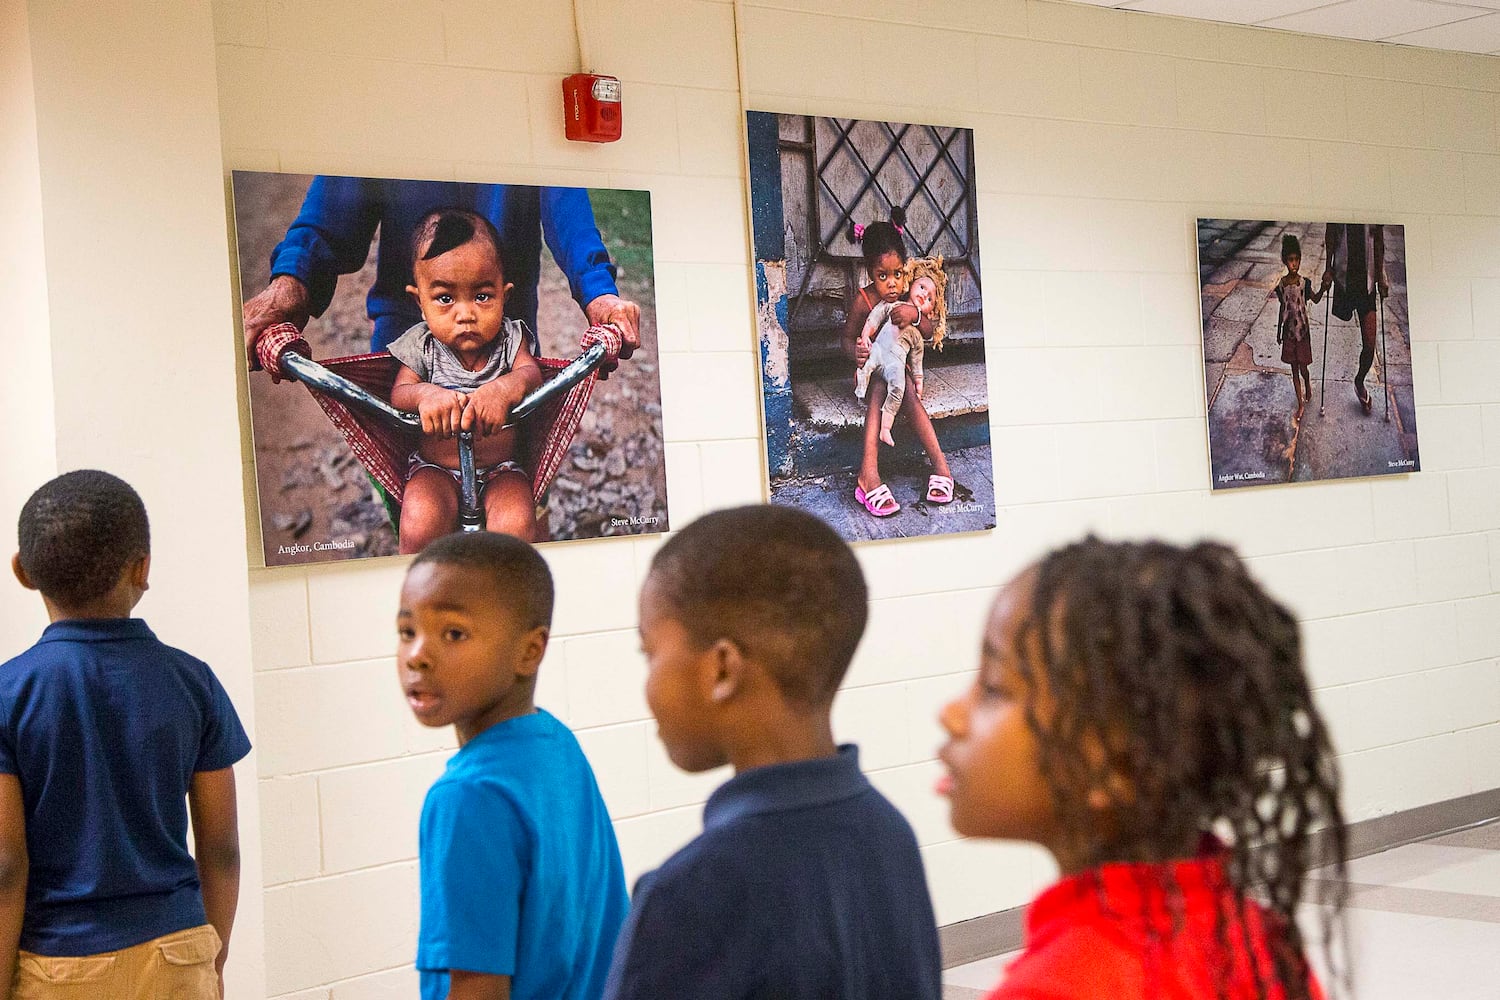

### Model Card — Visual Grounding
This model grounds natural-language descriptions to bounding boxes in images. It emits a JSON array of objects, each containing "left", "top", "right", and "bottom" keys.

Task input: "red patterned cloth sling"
[{"left": 254, "top": 321, "right": 619, "bottom": 506}]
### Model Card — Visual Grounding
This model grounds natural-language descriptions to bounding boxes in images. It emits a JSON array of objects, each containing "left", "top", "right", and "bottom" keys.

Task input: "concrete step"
[
  {"left": 788, "top": 320, "right": 985, "bottom": 367},
  {"left": 792, "top": 359, "right": 989, "bottom": 430},
  {"left": 780, "top": 359, "right": 991, "bottom": 480}
]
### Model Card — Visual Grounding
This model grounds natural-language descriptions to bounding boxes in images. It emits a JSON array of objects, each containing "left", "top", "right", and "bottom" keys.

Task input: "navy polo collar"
[
  {"left": 37, "top": 618, "right": 155, "bottom": 644},
  {"left": 703, "top": 744, "right": 867, "bottom": 830}
]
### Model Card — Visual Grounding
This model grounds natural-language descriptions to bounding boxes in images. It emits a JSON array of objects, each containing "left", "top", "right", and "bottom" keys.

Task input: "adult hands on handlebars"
[
  {"left": 243, "top": 275, "right": 313, "bottom": 380},
  {"left": 584, "top": 293, "right": 641, "bottom": 378}
]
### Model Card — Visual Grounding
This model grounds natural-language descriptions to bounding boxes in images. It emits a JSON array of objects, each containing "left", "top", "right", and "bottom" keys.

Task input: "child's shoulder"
[
  {"left": 997, "top": 921, "right": 1145, "bottom": 996},
  {"left": 4, "top": 620, "right": 205, "bottom": 676},
  {"left": 670, "top": 773, "right": 916, "bottom": 873},
  {"left": 387, "top": 320, "right": 433, "bottom": 360},
  {"left": 649, "top": 811, "right": 767, "bottom": 887},
  {"left": 423, "top": 712, "right": 593, "bottom": 809},
  {"left": 422, "top": 763, "right": 525, "bottom": 836},
  {"left": 625, "top": 826, "right": 759, "bottom": 933}
]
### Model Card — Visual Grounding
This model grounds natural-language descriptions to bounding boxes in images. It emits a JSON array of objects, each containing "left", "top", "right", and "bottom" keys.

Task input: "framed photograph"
[
  {"left": 746, "top": 112, "right": 996, "bottom": 541},
  {"left": 232, "top": 171, "right": 668, "bottom": 566},
  {"left": 1197, "top": 219, "right": 1419, "bottom": 489}
]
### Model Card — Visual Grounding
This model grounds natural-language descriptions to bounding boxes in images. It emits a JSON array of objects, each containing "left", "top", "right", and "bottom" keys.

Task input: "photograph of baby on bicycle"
[{"left": 233, "top": 171, "right": 669, "bottom": 567}]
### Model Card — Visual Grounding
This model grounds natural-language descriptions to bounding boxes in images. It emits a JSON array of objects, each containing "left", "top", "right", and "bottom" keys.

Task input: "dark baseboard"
[
  {"left": 1340, "top": 787, "right": 1500, "bottom": 860},
  {"left": 938, "top": 906, "right": 1025, "bottom": 970},
  {"left": 938, "top": 787, "right": 1500, "bottom": 968}
]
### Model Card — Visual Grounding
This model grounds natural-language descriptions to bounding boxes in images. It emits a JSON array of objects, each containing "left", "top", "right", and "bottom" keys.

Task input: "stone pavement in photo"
[
  {"left": 770, "top": 444, "right": 996, "bottom": 542},
  {"left": 1197, "top": 220, "right": 1419, "bottom": 489}
]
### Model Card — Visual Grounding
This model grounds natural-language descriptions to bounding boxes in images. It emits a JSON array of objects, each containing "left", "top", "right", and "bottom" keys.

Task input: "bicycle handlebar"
[
  {"left": 278, "top": 352, "right": 423, "bottom": 430},
  {"left": 511, "top": 342, "right": 608, "bottom": 423},
  {"left": 273, "top": 335, "right": 613, "bottom": 534},
  {"left": 276, "top": 340, "right": 610, "bottom": 433}
]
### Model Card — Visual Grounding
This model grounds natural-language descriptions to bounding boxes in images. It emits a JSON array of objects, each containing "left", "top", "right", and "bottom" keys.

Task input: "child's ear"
[
  {"left": 406, "top": 283, "right": 421, "bottom": 302},
  {"left": 502, "top": 281, "right": 514, "bottom": 303},
  {"left": 130, "top": 553, "right": 151, "bottom": 593},
  {"left": 706, "top": 637, "right": 745, "bottom": 704},
  {"left": 11, "top": 554, "right": 36, "bottom": 592},
  {"left": 516, "top": 625, "right": 549, "bottom": 678}
]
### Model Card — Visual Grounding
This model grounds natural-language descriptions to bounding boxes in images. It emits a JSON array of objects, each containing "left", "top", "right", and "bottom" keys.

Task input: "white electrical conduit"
[
  {"left": 572, "top": 0, "right": 590, "bottom": 74},
  {"left": 731, "top": 0, "right": 774, "bottom": 476},
  {"left": 733, "top": 0, "right": 756, "bottom": 290}
]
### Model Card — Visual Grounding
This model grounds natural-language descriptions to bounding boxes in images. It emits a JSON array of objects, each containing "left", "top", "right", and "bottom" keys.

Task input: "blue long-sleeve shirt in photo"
[{"left": 269, "top": 176, "right": 620, "bottom": 351}]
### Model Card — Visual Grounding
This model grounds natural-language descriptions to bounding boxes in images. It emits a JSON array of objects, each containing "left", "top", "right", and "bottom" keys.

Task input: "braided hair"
[{"left": 1019, "top": 537, "right": 1347, "bottom": 1000}]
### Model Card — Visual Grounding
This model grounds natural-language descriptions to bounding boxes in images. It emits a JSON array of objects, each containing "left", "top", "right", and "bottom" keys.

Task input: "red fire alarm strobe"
[{"left": 562, "top": 73, "right": 622, "bottom": 143}]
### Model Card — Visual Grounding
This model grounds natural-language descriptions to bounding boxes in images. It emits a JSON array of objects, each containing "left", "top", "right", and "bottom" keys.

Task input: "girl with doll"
[{"left": 841, "top": 208, "right": 954, "bottom": 518}]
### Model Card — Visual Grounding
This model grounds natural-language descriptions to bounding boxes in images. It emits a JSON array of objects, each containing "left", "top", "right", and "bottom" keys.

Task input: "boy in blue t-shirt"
[
  {"left": 0, "top": 470, "right": 251, "bottom": 998},
  {"left": 603, "top": 504, "right": 942, "bottom": 1000},
  {"left": 398, "top": 531, "right": 628, "bottom": 1000}
]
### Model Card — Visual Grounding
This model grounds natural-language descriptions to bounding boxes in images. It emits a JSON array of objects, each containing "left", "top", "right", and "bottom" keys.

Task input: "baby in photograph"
[
  {"left": 854, "top": 255, "right": 948, "bottom": 447},
  {"left": 388, "top": 209, "right": 544, "bottom": 552}
]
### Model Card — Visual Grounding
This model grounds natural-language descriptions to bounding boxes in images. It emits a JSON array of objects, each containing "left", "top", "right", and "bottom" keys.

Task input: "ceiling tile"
[
  {"left": 1259, "top": 0, "right": 1486, "bottom": 40},
  {"left": 1062, "top": 0, "right": 1500, "bottom": 56},
  {"left": 1121, "top": 0, "right": 1334, "bottom": 23},
  {"left": 1387, "top": 10, "right": 1500, "bottom": 49}
]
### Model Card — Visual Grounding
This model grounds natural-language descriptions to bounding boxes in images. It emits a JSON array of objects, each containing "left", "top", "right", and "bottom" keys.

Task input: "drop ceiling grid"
[{"left": 1068, "top": 0, "right": 1500, "bottom": 54}]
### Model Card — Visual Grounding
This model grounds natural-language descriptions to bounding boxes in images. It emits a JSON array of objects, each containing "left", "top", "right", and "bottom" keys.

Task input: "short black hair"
[
  {"left": 410, "top": 208, "right": 505, "bottom": 271},
  {"left": 410, "top": 531, "right": 553, "bottom": 631},
  {"left": 648, "top": 505, "right": 866, "bottom": 706},
  {"left": 1282, "top": 232, "right": 1302, "bottom": 262},
  {"left": 17, "top": 470, "right": 150, "bottom": 608}
]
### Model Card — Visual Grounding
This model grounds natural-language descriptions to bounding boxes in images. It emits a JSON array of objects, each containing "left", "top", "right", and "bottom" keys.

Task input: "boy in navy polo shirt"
[
  {"left": 397, "top": 532, "right": 628, "bottom": 1000},
  {"left": 0, "top": 470, "right": 250, "bottom": 998},
  {"left": 604, "top": 505, "right": 943, "bottom": 1000}
]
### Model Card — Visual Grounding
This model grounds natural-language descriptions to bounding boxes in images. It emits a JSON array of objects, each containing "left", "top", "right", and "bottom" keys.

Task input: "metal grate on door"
[{"left": 811, "top": 117, "right": 975, "bottom": 263}]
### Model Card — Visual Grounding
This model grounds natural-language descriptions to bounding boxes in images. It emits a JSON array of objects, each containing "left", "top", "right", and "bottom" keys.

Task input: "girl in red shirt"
[{"left": 939, "top": 538, "right": 1348, "bottom": 1000}]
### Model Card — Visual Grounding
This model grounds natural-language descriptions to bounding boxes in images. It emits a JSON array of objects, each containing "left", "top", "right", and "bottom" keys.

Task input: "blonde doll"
[{"left": 854, "top": 255, "right": 948, "bottom": 447}]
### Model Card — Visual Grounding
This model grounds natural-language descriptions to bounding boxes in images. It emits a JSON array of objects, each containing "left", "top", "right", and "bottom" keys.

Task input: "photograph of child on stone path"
[
  {"left": 1197, "top": 218, "right": 1419, "bottom": 490},
  {"left": 747, "top": 112, "right": 995, "bottom": 542},
  {"left": 233, "top": 171, "right": 668, "bottom": 567}
]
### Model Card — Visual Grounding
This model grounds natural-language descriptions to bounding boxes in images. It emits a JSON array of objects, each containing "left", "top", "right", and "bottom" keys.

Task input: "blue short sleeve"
[
  {"left": 418, "top": 779, "right": 526, "bottom": 977},
  {"left": 195, "top": 666, "right": 251, "bottom": 773}
]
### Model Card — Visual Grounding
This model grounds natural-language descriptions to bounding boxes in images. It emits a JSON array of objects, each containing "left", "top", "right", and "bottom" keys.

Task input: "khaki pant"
[{"left": 13, "top": 924, "right": 221, "bottom": 1000}]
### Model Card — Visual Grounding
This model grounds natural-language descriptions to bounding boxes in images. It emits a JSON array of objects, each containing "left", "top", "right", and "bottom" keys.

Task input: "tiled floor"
[{"left": 941, "top": 819, "right": 1500, "bottom": 999}]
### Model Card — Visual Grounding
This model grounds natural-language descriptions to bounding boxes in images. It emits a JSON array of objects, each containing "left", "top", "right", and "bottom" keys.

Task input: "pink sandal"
[
  {"left": 855, "top": 483, "right": 900, "bottom": 518},
  {"left": 926, "top": 475, "right": 955, "bottom": 504}
]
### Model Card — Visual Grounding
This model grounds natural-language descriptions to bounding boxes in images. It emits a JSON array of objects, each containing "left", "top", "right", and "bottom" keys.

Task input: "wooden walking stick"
[
  {"left": 1378, "top": 284, "right": 1390, "bottom": 422},
  {"left": 1319, "top": 286, "right": 1330, "bottom": 416}
]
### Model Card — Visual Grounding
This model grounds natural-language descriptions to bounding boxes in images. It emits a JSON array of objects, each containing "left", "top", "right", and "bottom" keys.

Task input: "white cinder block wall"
[
  {"left": 2, "top": 0, "right": 56, "bottom": 643},
  {"left": 207, "top": 1, "right": 1500, "bottom": 996}
]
